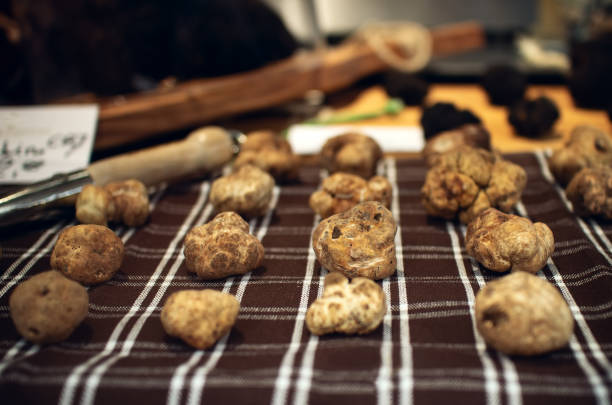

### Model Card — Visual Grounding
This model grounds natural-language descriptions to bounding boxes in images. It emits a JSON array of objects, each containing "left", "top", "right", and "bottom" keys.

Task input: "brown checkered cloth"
[{"left": 1, "top": 153, "right": 611, "bottom": 405}]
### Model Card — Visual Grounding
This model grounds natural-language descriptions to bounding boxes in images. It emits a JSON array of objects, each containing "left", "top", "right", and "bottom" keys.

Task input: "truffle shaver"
[{"left": 0, "top": 126, "right": 242, "bottom": 226}]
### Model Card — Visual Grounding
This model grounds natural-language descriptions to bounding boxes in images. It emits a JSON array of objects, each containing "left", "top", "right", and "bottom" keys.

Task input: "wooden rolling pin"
[{"left": 0, "top": 126, "right": 237, "bottom": 226}]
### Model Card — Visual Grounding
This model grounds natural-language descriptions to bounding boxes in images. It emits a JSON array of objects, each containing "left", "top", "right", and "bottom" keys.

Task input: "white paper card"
[
  {"left": 0, "top": 105, "right": 98, "bottom": 184},
  {"left": 287, "top": 124, "right": 424, "bottom": 155}
]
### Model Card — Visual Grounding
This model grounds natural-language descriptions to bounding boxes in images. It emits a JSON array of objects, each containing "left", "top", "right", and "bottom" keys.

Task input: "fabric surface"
[{"left": 0, "top": 153, "right": 611, "bottom": 405}]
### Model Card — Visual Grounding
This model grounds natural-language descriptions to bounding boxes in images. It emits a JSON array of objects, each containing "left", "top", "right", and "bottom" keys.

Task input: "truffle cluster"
[{"left": 421, "top": 146, "right": 527, "bottom": 224}]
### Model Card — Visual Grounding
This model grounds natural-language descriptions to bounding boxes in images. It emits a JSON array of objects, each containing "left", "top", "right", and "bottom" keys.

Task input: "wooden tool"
[{"left": 0, "top": 126, "right": 237, "bottom": 226}]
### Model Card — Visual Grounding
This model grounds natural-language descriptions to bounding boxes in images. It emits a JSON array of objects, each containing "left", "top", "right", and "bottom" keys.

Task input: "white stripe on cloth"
[
  {"left": 0, "top": 221, "right": 67, "bottom": 299},
  {"left": 58, "top": 181, "right": 212, "bottom": 405},
  {"left": 375, "top": 158, "right": 394, "bottom": 405},
  {"left": 184, "top": 186, "right": 281, "bottom": 405},
  {"left": 515, "top": 201, "right": 611, "bottom": 404},
  {"left": 292, "top": 170, "right": 327, "bottom": 405},
  {"left": 271, "top": 169, "right": 327, "bottom": 405},
  {"left": 447, "top": 222, "right": 502, "bottom": 405},
  {"left": 386, "top": 157, "right": 414, "bottom": 405},
  {"left": 459, "top": 225, "right": 522, "bottom": 405}
]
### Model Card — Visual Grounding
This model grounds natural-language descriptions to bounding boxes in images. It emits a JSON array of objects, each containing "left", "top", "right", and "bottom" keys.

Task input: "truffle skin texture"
[
  {"left": 319, "top": 133, "right": 383, "bottom": 179},
  {"left": 309, "top": 173, "right": 392, "bottom": 218},
  {"left": 104, "top": 179, "right": 150, "bottom": 226},
  {"left": 508, "top": 96, "right": 560, "bottom": 138},
  {"left": 423, "top": 124, "right": 492, "bottom": 167},
  {"left": 420, "top": 102, "right": 481, "bottom": 139},
  {"left": 233, "top": 130, "right": 300, "bottom": 181},
  {"left": 475, "top": 271, "right": 574, "bottom": 355},
  {"left": 76, "top": 179, "right": 149, "bottom": 227},
  {"left": 312, "top": 201, "right": 397, "bottom": 280},
  {"left": 210, "top": 164, "right": 275, "bottom": 217},
  {"left": 183, "top": 212, "right": 264, "bottom": 279},
  {"left": 548, "top": 125, "right": 612, "bottom": 186},
  {"left": 466, "top": 208, "right": 554, "bottom": 273},
  {"left": 161, "top": 289, "right": 239, "bottom": 350},
  {"left": 9, "top": 270, "right": 88, "bottom": 344},
  {"left": 482, "top": 65, "right": 527, "bottom": 106},
  {"left": 566, "top": 166, "right": 612, "bottom": 219},
  {"left": 306, "top": 272, "right": 386, "bottom": 335},
  {"left": 50, "top": 224, "right": 124, "bottom": 285},
  {"left": 421, "top": 146, "right": 527, "bottom": 224}
]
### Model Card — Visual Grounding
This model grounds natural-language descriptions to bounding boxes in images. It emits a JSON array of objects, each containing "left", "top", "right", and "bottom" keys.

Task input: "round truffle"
[
  {"left": 210, "top": 164, "right": 275, "bottom": 217},
  {"left": 508, "top": 96, "right": 560, "bottom": 138},
  {"left": 420, "top": 102, "right": 481, "bottom": 139},
  {"left": 50, "top": 224, "right": 124, "bottom": 285},
  {"left": 161, "top": 289, "right": 240, "bottom": 349},
  {"left": 9, "top": 270, "right": 89, "bottom": 344},
  {"left": 306, "top": 272, "right": 386, "bottom": 335},
  {"left": 319, "top": 133, "right": 383, "bottom": 179},
  {"left": 482, "top": 65, "right": 527, "bottom": 106},
  {"left": 382, "top": 71, "right": 429, "bottom": 105},
  {"left": 312, "top": 201, "right": 397, "bottom": 280},
  {"left": 475, "top": 272, "right": 574, "bottom": 355},
  {"left": 183, "top": 212, "right": 265, "bottom": 279}
]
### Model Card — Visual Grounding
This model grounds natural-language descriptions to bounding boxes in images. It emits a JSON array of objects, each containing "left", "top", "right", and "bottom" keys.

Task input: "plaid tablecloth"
[{"left": 1, "top": 153, "right": 611, "bottom": 405}]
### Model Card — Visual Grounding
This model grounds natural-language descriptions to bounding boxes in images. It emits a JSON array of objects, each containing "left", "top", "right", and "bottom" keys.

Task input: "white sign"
[
  {"left": 0, "top": 105, "right": 98, "bottom": 184},
  {"left": 287, "top": 124, "right": 424, "bottom": 155}
]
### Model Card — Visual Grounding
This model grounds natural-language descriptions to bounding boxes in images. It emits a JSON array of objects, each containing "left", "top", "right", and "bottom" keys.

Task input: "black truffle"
[
  {"left": 382, "top": 71, "right": 429, "bottom": 106},
  {"left": 482, "top": 65, "right": 527, "bottom": 106},
  {"left": 508, "top": 96, "right": 560, "bottom": 138},
  {"left": 420, "top": 102, "right": 481, "bottom": 139}
]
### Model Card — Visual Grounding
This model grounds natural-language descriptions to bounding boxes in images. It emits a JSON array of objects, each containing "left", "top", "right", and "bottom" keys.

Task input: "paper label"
[
  {"left": 0, "top": 105, "right": 98, "bottom": 184},
  {"left": 287, "top": 124, "right": 424, "bottom": 155}
]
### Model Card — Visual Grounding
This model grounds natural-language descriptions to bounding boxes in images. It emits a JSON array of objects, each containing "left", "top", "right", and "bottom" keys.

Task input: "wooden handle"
[{"left": 87, "top": 126, "right": 234, "bottom": 186}]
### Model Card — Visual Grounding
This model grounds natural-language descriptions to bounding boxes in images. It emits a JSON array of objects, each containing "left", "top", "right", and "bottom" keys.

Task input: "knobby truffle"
[
  {"left": 50, "top": 224, "right": 124, "bottom": 285},
  {"left": 312, "top": 201, "right": 397, "bottom": 280},
  {"left": 76, "top": 179, "right": 150, "bottom": 227},
  {"left": 420, "top": 102, "right": 481, "bottom": 139},
  {"left": 508, "top": 96, "right": 560, "bottom": 138},
  {"left": 548, "top": 125, "right": 612, "bottom": 186},
  {"left": 9, "top": 270, "right": 88, "bottom": 344},
  {"left": 183, "top": 212, "right": 264, "bottom": 279},
  {"left": 421, "top": 146, "right": 527, "bottom": 224},
  {"left": 475, "top": 272, "right": 574, "bottom": 355},
  {"left": 566, "top": 166, "right": 612, "bottom": 219},
  {"left": 309, "top": 172, "right": 392, "bottom": 218},
  {"left": 319, "top": 133, "right": 383, "bottom": 179},
  {"left": 161, "top": 289, "right": 239, "bottom": 350},
  {"left": 422, "top": 124, "right": 492, "bottom": 167},
  {"left": 466, "top": 208, "right": 554, "bottom": 274},
  {"left": 306, "top": 272, "right": 386, "bottom": 335},
  {"left": 233, "top": 130, "right": 300, "bottom": 181}
]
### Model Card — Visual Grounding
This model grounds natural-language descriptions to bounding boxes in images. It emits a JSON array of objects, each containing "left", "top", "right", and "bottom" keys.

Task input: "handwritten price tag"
[{"left": 0, "top": 105, "right": 98, "bottom": 184}]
